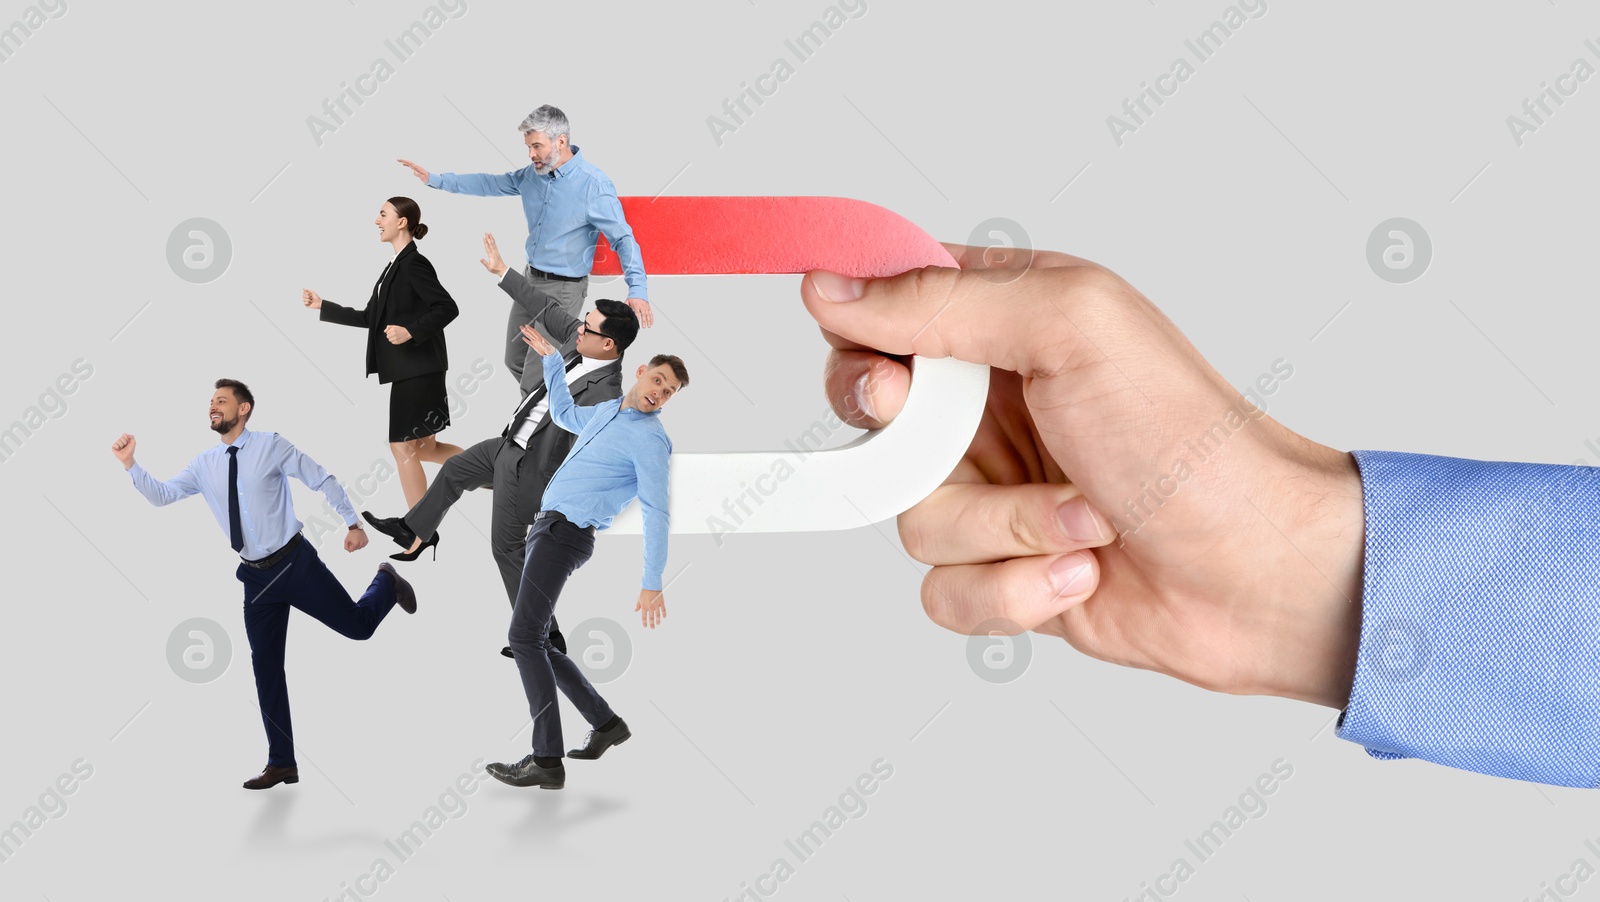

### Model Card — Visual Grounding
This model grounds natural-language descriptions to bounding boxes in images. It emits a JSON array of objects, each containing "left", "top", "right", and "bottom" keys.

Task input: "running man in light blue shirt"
[
  {"left": 487, "top": 326, "right": 688, "bottom": 790},
  {"left": 113, "top": 378, "right": 418, "bottom": 791}
]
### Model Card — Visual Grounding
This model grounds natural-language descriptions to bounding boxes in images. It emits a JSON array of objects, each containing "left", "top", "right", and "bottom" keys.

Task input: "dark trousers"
[
  {"left": 237, "top": 537, "right": 400, "bottom": 768},
  {"left": 507, "top": 516, "right": 615, "bottom": 758},
  {"left": 403, "top": 435, "right": 538, "bottom": 608},
  {"left": 400, "top": 435, "right": 566, "bottom": 651}
]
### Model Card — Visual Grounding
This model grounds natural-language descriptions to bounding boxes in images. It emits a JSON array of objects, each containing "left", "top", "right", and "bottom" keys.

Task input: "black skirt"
[{"left": 388, "top": 371, "right": 451, "bottom": 443}]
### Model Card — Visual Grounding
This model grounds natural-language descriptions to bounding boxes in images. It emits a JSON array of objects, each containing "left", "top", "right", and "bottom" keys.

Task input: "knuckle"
[
  {"left": 1001, "top": 493, "right": 1053, "bottom": 555},
  {"left": 921, "top": 565, "right": 1006, "bottom": 634},
  {"left": 905, "top": 264, "right": 962, "bottom": 299},
  {"left": 897, "top": 508, "right": 939, "bottom": 563},
  {"left": 919, "top": 569, "right": 954, "bottom": 626},
  {"left": 1068, "top": 266, "right": 1146, "bottom": 325},
  {"left": 902, "top": 268, "right": 965, "bottom": 357}
]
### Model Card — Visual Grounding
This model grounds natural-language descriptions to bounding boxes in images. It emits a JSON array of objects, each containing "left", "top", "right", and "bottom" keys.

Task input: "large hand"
[
  {"left": 302, "top": 289, "right": 322, "bottom": 310},
  {"left": 480, "top": 232, "right": 509, "bottom": 277},
  {"left": 397, "top": 159, "right": 430, "bottom": 184},
  {"left": 636, "top": 589, "right": 666, "bottom": 629},
  {"left": 384, "top": 325, "right": 412, "bottom": 344},
  {"left": 344, "top": 527, "right": 368, "bottom": 553},
  {"left": 111, "top": 433, "right": 137, "bottom": 470},
  {"left": 802, "top": 246, "right": 1364, "bottom": 709},
  {"left": 626, "top": 297, "right": 653, "bottom": 328}
]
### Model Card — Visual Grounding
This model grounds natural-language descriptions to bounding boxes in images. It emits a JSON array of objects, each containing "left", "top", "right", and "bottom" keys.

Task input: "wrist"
[{"left": 1252, "top": 446, "right": 1364, "bottom": 708}]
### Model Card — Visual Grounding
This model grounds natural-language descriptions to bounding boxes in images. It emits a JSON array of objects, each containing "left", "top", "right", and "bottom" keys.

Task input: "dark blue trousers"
[
  {"left": 508, "top": 517, "right": 615, "bottom": 758},
  {"left": 236, "top": 537, "right": 399, "bottom": 768}
]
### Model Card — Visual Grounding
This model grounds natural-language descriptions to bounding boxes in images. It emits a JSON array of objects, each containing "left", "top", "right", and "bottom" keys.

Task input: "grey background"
[{"left": 1, "top": 0, "right": 1595, "bottom": 899}]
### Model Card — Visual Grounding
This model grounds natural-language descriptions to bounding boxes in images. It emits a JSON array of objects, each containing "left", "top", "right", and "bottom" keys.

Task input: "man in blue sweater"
[{"left": 487, "top": 324, "right": 688, "bottom": 790}]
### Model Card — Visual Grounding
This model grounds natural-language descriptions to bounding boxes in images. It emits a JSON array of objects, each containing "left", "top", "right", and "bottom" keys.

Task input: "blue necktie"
[{"left": 226, "top": 445, "right": 244, "bottom": 552}]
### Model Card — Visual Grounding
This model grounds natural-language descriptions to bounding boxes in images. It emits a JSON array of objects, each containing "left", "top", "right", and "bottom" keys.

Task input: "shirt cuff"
[{"left": 1338, "top": 450, "right": 1600, "bottom": 787}]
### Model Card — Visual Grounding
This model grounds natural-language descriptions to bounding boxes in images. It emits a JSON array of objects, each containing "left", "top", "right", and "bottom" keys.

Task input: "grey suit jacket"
[
  {"left": 500, "top": 268, "right": 586, "bottom": 397},
  {"left": 499, "top": 268, "right": 625, "bottom": 515},
  {"left": 509, "top": 357, "right": 622, "bottom": 519}
]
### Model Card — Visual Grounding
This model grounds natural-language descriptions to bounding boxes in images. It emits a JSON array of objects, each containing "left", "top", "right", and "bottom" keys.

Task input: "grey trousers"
[
  {"left": 508, "top": 268, "right": 586, "bottom": 396},
  {"left": 403, "top": 435, "right": 538, "bottom": 608}
]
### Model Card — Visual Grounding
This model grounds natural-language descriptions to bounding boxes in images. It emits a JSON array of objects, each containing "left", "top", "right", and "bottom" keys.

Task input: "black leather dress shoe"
[
  {"left": 377, "top": 562, "right": 417, "bottom": 614},
  {"left": 362, "top": 511, "right": 417, "bottom": 549},
  {"left": 568, "top": 717, "right": 630, "bottom": 760},
  {"left": 243, "top": 764, "right": 298, "bottom": 790},
  {"left": 486, "top": 754, "right": 565, "bottom": 789}
]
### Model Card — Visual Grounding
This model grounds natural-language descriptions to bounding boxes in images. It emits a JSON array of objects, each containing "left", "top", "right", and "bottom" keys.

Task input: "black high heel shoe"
[{"left": 389, "top": 532, "right": 440, "bottom": 562}]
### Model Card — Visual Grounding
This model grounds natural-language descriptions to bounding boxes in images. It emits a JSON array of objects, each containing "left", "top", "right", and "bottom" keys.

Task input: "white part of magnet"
[{"left": 606, "top": 355, "right": 988, "bottom": 534}]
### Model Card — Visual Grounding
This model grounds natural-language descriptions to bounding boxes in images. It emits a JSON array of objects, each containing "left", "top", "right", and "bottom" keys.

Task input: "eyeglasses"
[{"left": 578, "top": 319, "right": 612, "bottom": 342}]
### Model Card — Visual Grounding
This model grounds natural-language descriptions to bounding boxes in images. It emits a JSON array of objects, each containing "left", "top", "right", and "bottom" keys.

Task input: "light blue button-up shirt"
[
  {"left": 536, "top": 350, "right": 671, "bottom": 591},
  {"left": 127, "top": 428, "right": 357, "bottom": 560},
  {"left": 428, "top": 146, "right": 649, "bottom": 301},
  {"left": 1339, "top": 450, "right": 1600, "bottom": 787}
]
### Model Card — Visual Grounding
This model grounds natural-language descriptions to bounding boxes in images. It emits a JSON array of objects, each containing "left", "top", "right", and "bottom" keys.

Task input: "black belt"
[
  {"left": 242, "top": 533, "right": 302, "bottom": 569},
  {"left": 528, "top": 266, "right": 584, "bottom": 283},
  {"left": 534, "top": 509, "right": 595, "bottom": 535}
]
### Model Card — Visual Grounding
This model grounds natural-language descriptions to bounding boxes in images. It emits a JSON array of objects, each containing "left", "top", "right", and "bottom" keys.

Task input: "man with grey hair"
[{"left": 399, "top": 104, "right": 652, "bottom": 399}]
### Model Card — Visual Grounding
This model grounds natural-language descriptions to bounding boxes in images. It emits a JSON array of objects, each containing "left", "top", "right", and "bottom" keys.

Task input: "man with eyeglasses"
[{"left": 362, "top": 232, "right": 639, "bottom": 657}]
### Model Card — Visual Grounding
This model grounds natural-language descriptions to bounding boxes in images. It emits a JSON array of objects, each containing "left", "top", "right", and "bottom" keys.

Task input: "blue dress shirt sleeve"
[
  {"left": 269, "top": 435, "right": 357, "bottom": 527},
  {"left": 634, "top": 431, "right": 672, "bottom": 591},
  {"left": 128, "top": 459, "right": 202, "bottom": 506},
  {"left": 428, "top": 168, "right": 524, "bottom": 196},
  {"left": 585, "top": 177, "right": 649, "bottom": 301},
  {"left": 1338, "top": 450, "right": 1600, "bottom": 787},
  {"left": 542, "top": 350, "right": 597, "bottom": 435}
]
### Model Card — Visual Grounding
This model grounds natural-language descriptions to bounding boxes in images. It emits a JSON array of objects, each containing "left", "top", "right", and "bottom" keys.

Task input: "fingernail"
[
  {"left": 851, "top": 372, "right": 879, "bottom": 421},
  {"left": 811, "top": 270, "right": 865, "bottom": 302},
  {"left": 1048, "top": 552, "right": 1094, "bottom": 597},
  {"left": 1056, "top": 496, "right": 1109, "bottom": 544}
]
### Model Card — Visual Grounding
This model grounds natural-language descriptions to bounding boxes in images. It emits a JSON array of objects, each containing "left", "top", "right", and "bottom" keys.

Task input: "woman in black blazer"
[{"left": 302, "top": 196, "right": 464, "bottom": 508}]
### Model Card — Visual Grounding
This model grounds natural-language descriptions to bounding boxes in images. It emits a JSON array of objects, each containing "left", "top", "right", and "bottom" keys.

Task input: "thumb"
[{"left": 800, "top": 264, "right": 1124, "bottom": 379}]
